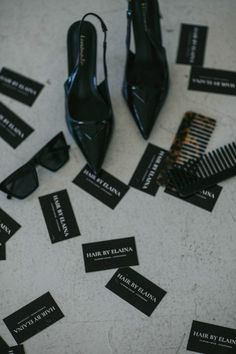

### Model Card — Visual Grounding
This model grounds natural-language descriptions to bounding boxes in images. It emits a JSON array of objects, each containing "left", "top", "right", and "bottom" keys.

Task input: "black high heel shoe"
[
  {"left": 123, "top": 0, "right": 169, "bottom": 139},
  {"left": 65, "top": 13, "right": 113, "bottom": 174}
]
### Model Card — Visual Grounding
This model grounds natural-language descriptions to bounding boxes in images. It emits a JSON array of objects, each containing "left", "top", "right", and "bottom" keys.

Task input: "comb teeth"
[
  {"left": 168, "top": 141, "right": 236, "bottom": 197},
  {"left": 157, "top": 111, "right": 216, "bottom": 186}
]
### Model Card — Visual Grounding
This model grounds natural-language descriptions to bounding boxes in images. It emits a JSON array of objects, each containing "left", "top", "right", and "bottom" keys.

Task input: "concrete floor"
[{"left": 0, "top": 0, "right": 236, "bottom": 353}]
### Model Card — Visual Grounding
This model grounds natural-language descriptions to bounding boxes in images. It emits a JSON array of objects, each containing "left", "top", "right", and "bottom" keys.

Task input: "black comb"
[
  {"left": 157, "top": 111, "right": 216, "bottom": 186},
  {"left": 168, "top": 141, "right": 236, "bottom": 197}
]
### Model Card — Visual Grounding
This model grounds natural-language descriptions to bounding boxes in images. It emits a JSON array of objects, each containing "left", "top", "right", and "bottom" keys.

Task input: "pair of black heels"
[{"left": 65, "top": 0, "right": 169, "bottom": 174}]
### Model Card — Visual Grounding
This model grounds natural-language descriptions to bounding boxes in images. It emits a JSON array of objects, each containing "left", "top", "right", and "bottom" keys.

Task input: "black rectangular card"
[
  {"left": 187, "top": 320, "right": 236, "bottom": 353},
  {"left": 188, "top": 67, "right": 236, "bottom": 96},
  {"left": 165, "top": 184, "right": 222, "bottom": 212},
  {"left": 0, "top": 243, "right": 6, "bottom": 260},
  {"left": 82, "top": 237, "right": 139, "bottom": 272},
  {"left": 6, "top": 346, "right": 25, "bottom": 354},
  {"left": 0, "top": 336, "right": 25, "bottom": 354},
  {"left": 39, "top": 189, "right": 80, "bottom": 244},
  {"left": 0, "top": 208, "right": 21, "bottom": 244},
  {"left": 73, "top": 165, "right": 129, "bottom": 209},
  {"left": 0, "top": 335, "right": 9, "bottom": 350},
  {"left": 129, "top": 144, "right": 167, "bottom": 196},
  {"left": 0, "top": 102, "right": 34, "bottom": 148},
  {"left": 3, "top": 292, "right": 64, "bottom": 344},
  {"left": 176, "top": 24, "right": 208, "bottom": 65},
  {"left": 106, "top": 267, "right": 166, "bottom": 316},
  {"left": 0, "top": 68, "right": 44, "bottom": 106}
]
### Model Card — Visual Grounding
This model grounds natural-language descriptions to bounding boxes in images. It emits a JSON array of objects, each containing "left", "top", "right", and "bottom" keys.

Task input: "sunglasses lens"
[
  {"left": 4, "top": 165, "right": 38, "bottom": 199},
  {"left": 39, "top": 134, "right": 69, "bottom": 171}
]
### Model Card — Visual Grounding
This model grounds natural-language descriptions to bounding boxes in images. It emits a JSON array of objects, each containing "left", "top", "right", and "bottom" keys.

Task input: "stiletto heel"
[
  {"left": 123, "top": 0, "right": 169, "bottom": 139},
  {"left": 65, "top": 13, "right": 113, "bottom": 174}
]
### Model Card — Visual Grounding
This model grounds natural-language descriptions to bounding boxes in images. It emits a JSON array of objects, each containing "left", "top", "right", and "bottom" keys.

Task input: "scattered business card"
[
  {"left": 0, "top": 102, "right": 34, "bottom": 148},
  {"left": 0, "top": 335, "right": 9, "bottom": 350},
  {"left": 165, "top": 184, "right": 222, "bottom": 212},
  {"left": 187, "top": 320, "right": 236, "bottom": 353},
  {"left": 0, "top": 68, "right": 44, "bottom": 106},
  {"left": 73, "top": 165, "right": 129, "bottom": 209},
  {"left": 6, "top": 345, "right": 25, "bottom": 354},
  {"left": 0, "top": 208, "right": 21, "bottom": 244},
  {"left": 176, "top": 24, "right": 208, "bottom": 66},
  {"left": 39, "top": 189, "right": 80, "bottom": 244},
  {"left": 3, "top": 292, "right": 64, "bottom": 344},
  {"left": 0, "top": 335, "right": 25, "bottom": 353},
  {"left": 0, "top": 243, "right": 6, "bottom": 260},
  {"left": 82, "top": 237, "right": 139, "bottom": 272},
  {"left": 129, "top": 144, "right": 167, "bottom": 196},
  {"left": 106, "top": 267, "right": 166, "bottom": 316},
  {"left": 188, "top": 67, "right": 236, "bottom": 96}
]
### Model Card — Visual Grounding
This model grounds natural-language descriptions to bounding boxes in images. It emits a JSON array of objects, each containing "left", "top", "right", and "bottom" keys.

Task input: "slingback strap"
[
  {"left": 78, "top": 12, "right": 108, "bottom": 79},
  {"left": 126, "top": 0, "right": 162, "bottom": 51},
  {"left": 126, "top": 0, "right": 132, "bottom": 50}
]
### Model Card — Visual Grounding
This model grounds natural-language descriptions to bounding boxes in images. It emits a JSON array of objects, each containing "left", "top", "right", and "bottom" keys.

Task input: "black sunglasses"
[{"left": 0, "top": 132, "right": 70, "bottom": 199}]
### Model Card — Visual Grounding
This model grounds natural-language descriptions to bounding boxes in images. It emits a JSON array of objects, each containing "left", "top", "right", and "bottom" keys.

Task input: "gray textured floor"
[{"left": 0, "top": 0, "right": 236, "bottom": 353}]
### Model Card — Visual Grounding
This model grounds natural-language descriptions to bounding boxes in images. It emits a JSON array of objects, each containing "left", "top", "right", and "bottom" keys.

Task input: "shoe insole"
[
  {"left": 131, "top": 0, "right": 162, "bottom": 85},
  {"left": 67, "top": 21, "right": 108, "bottom": 121}
]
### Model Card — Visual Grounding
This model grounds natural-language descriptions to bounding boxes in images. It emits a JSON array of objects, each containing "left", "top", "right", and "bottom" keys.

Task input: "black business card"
[
  {"left": 0, "top": 102, "right": 34, "bottom": 148},
  {"left": 6, "top": 345, "right": 25, "bottom": 354},
  {"left": 0, "top": 336, "right": 25, "bottom": 354},
  {"left": 188, "top": 67, "right": 236, "bottom": 96},
  {"left": 106, "top": 267, "right": 166, "bottom": 316},
  {"left": 0, "top": 208, "right": 21, "bottom": 244},
  {"left": 165, "top": 184, "right": 222, "bottom": 212},
  {"left": 82, "top": 237, "right": 139, "bottom": 272},
  {"left": 39, "top": 189, "right": 80, "bottom": 244},
  {"left": 0, "top": 68, "right": 44, "bottom": 106},
  {"left": 187, "top": 320, "right": 236, "bottom": 353},
  {"left": 0, "top": 243, "right": 6, "bottom": 260},
  {"left": 129, "top": 144, "right": 168, "bottom": 196},
  {"left": 73, "top": 165, "right": 129, "bottom": 209},
  {"left": 3, "top": 292, "right": 64, "bottom": 344},
  {"left": 176, "top": 24, "right": 208, "bottom": 66},
  {"left": 0, "top": 335, "right": 9, "bottom": 350}
]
